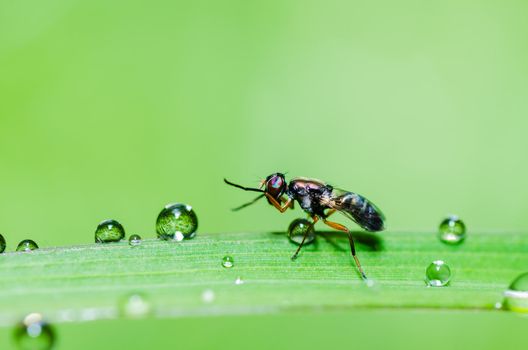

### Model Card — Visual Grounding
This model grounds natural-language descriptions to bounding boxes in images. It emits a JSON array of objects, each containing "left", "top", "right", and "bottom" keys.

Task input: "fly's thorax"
[{"left": 288, "top": 178, "right": 327, "bottom": 196}]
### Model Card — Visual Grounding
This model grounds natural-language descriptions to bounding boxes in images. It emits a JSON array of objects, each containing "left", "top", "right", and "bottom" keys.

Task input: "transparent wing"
[{"left": 326, "top": 188, "right": 385, "bottom": 232}]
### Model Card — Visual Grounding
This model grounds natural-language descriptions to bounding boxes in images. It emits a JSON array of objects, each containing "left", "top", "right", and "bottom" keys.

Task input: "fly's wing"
[{"left": 327, "top": 189, "right": 385, "bottom": 232}]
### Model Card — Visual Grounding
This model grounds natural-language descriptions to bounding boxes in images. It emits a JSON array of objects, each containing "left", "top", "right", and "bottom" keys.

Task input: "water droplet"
[
  {"left": 425, "top": 260, "right": 451, "bottom": 287},
  {"left": 503, "top": 272, "right": 528, "bottom": 313},
  {"left": 156, "top": 203, "right": 198, "bottom": 241},
  {"left": 438, "top": 215, "right": 466, "bottom": 244},
  {"left": 288, "top": 218, "right": 315, "bottom": 245},
  {"left": 222, "top": 256, "right": 234, "bottom": 268},
  {"left": 0, "top": 233, "right": 5, "bottom": 253},
  {"left": 365, "top": 279, "right": 375, "bottom": 288},
  {"left": 95, "top": 219, "right": 125, "bottom": 243},
  {"left": 119, "top": 293, "right": 151, "bottom": 318},
  {"left": 14, "top": 313, "right": 55, "bottom": 350},
  {"left": 128, "top": 234, "right": 142, "bottom": 246},
  {"left": 234, "top": 277, "right": 244, "bottom": 285},
  {"left": 201, "top": 289, "right": 215, "bottom": 303},
  {"left": 16, "top": 239, "right": 39, "bottom": 252}
]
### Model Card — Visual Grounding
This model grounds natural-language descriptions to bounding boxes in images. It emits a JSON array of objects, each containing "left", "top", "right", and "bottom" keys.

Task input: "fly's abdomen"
[{"left": 333, "top": 192, "right": 385, "bottom": 232}]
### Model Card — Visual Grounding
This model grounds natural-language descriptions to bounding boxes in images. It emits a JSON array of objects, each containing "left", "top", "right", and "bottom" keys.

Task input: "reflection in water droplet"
[
  {"left": 95, "top": 219, "right": 125, "bottom": 243},
  {"left": 425, "top": 260, "right": 451, "bottom": 287},
  {"left": 438, "top": 215, "right": 466, "bottom": 244},
  {"left": 503, "top": 272, "right": 528, "bottom": 313},
  {"left": 120, "top": 293, "right": 151, "bottom": 318},
  {"left": 222, "top": 256, "right": 234, "bottom": 268},
  {"left": 288, "top": 218, "right": 315, "bottom": 245},
  {"left": 16, "top": 239, "right": 39, "bottom": 252},
  {"left": 173, "top": 231, "right": 184, "bottom": 242},
  {"left": 128, "top": 234, "right": 142, "bottom": 246},
  {"left": 156, "top": 203, "right": 198, "bottom": 241},
  {"left": 14, "top": 313, "right": 55, "bottom": 350}
]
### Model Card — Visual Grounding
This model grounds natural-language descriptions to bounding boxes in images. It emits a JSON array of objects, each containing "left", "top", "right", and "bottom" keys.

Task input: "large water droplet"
[
  {"left": 128, "top": 234, "right": 142, "bottom": 247},
  {"left": 425, "top": 260, "right": 451, "bottom": 287},
  {"left": 14, "top": 313, "right": 55, "bottom": 350},
  {"left": 16, "top": 239, "right": 39, "bottom": 252},
  {"left": 156, "top": 203, "right": 198, "bottom": 241},
  {"left": 119, "top": 293, "right": 151, "bottom": 318},
  {"left": 222, "top": 256, "right": 234, "bottom": 268},
  {"left": 95, "top": 219, "right": 125, "bottom": 243},
  {"left": 288, "top": 218, "right": 315, "bottom": 245},
  {"left": 0, "top": 233, "right": 5, "bottom": 253},
  {"left": 503, "top": 272, "right": 528, "bottom": 313},
  {"left": 438, "top": 215, "right": 466, "bottom": 244}
]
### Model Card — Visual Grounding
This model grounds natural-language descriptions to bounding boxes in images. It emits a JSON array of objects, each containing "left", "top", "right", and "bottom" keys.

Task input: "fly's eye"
[
  {"left": 266, "top": 175, "right": 285, "bottom": 197},
  {"left": 270, "top": 176, "right": 283, "bottom": 189}
]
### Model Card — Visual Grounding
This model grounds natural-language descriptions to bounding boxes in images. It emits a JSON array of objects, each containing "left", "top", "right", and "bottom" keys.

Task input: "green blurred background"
[
  {"left": 1, "top": 1, "right": 528, "bottom": 349},
  {"left": 1, "top": 0, "right": 527, "bottom": 245}
]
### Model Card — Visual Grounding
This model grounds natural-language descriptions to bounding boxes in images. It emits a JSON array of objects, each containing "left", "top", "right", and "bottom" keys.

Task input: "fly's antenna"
[
  {"left": 231, "top": 194, "right": 265, "bottom": 211},
  {"left": 224, "top": 178, "right": 265, "bottom": 193}
]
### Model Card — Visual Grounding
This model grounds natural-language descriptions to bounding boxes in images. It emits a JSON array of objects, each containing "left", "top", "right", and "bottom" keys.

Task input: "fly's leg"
[
  {"left": 281, "top": 196, "right": 294, "bottom": 209},
  {"left": 264, "top": 193, "right": 293, "bottom": 213},
  {"left": 323, "top": 219, "right": 368, "bottom": 280},
  {"left": 291, "top": 216, "right": 319, "bottom": 260}
]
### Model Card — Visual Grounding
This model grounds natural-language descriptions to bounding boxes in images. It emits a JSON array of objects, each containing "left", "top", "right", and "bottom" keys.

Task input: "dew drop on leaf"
[
  {"left": 120, "top": 293, "right": 151, "bottom": 318},
  {"left": 156, "top": 203, "right": 198, "bottom": 241},
  {"left": 201, "top": 289, "right": 215, "bottom": 303},
  {"left": 128, "top": 234, "right": 142, "bottom": 247},
  {"left": 438, "top": 215, "right": 466, "bottom": 244},
  {"left": 16, "top": 239, "right": 39, "bottom": 252},
  {"left": 288, "top": 218, "right": 315, "bottom": 245},
  {"left": 425, "top": 260, "right": 451, "bottom": 287},
  {"left": 14, "top": 313, "right": 55, "bottom": 350},
  {"left": 503, "top": 272, "right": 528, "bottom": 313},
  {"left": 222, "top": 256, "right": 234, "bottom": 268},
  {"left": 95, "top": 219, "right": 125, "bottom": 243},
  {"left": 0, "top": 233, "right": 5, "bottom": 253}
]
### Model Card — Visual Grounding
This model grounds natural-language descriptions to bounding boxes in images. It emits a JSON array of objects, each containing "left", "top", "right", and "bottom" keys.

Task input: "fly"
[{"left": 224, "top": 173, "right": 386, "bottom": 280}]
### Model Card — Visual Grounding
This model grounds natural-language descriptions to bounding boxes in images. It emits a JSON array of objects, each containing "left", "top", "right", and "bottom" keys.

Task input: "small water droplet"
[
  {"left": 201, "top": 289, "right": 215, "bottom": 303},
  {"left": 503, "top": 272, "right": 528, "bottom": 313},
  {"left": 425, "top": 260, "right": 451, "bottom": 287},
  {"left": 288, "top": 218, "right": 315, "bottom": 245},
  {"left": 222, "top": 256, "right": 234, "bottom": 268},
  {"left": 14, "top": 313, "right": 55, "bottom": 350},
  {"left": 128, "top": 234, "right": 142, "bottom": 246},
  {"left": 16, "top": 239, "right": 39, "bottom": 252},
  {"left": 0, "top": 233, "right": 5, "bottom": 253},
  {"left": 95, "top": 219, "right": 125, "bottom": 243},
  {"left": 438, "top": 215, "right": 466, "bottom": 244},
  {"left": 365, "top": 279, "right": 375, "bottom": 288},
  {"left": 494, "top": 302, "right": 503, "bottom": 310},
  {"left": 120, "top": 293, "right": 151, "bottom": 318},
  {"left": 234, "top": 277, "right": 244, "bottom": 285},
  {"left": 156, "top": 203, "right": 198, "bottom": 240}
]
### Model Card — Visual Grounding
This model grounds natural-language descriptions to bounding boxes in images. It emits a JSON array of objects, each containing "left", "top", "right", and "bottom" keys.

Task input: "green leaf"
[{"left": 0, "top": 230, "right": 526, "bottom": 327}]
